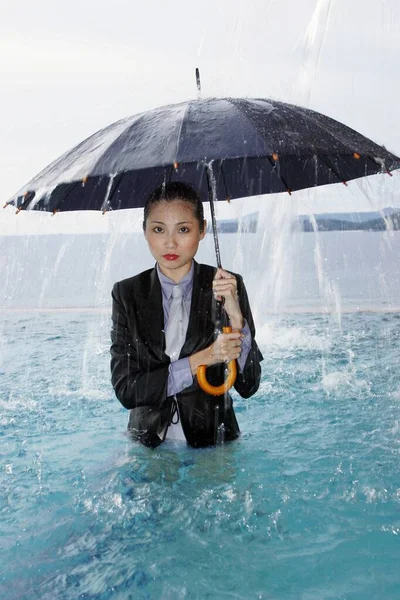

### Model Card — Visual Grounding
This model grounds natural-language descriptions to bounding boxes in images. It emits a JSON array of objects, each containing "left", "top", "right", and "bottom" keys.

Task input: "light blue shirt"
[{"left": 156, "top": 262, "right": 252, "bottom": 397}]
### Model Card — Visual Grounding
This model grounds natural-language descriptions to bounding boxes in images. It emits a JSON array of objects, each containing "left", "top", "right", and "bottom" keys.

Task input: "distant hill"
[
  {"left": 204, "top": 209, "right": 400, "bottom": 233},
  {"left": 298, "top": 207, "right": 400, "bottom": 232},
  {"left": 206, "top": 211, "right": 258, "bottom": 233}
]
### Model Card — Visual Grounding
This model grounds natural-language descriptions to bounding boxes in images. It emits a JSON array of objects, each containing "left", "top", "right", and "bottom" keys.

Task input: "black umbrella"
[
  {"left": 6, "top": 91, "right": 400, "bottom": 394},
  {"left": 6, "top": 95, "right": 400, "bottom": 269}
]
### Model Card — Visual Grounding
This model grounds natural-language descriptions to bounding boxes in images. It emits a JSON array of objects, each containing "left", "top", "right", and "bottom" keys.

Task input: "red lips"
[{"left": 163, "top": 254, "right": 179, "bottom": 261}]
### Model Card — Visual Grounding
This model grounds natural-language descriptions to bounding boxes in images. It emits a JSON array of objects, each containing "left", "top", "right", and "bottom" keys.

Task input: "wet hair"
[{"left": 143, "top": 182, "right": 205, "bottom": 232}]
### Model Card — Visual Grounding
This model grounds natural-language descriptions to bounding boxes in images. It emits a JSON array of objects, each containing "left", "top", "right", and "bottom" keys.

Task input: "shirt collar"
[{"left": 156, "top": 261, "right": 194, "bottom": 300}]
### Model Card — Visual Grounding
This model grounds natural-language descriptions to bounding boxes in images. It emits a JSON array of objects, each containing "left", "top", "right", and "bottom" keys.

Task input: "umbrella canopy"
[
  {"left": 7, "top": 96, "right": 399, "bottom": 394},
  {"left": 7, "top": 97, "right": 400, "bottom": 215}
]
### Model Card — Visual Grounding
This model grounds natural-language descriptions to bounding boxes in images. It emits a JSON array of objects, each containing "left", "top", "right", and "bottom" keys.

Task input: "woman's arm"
[
  {"left": 188, "top": 329, "right": 244, "bottom": 374},
  {"left": 110, "top": 282, "right": 170, "bottom": 410},
  {"left": 186, "top": 270, "right": 262, "bottom": 398},
  {"left": 209, "top": 269, "right": 263, "bottom": 398},
  {"left": 233, "top": 275, "right": 263, "bottom": 398}
]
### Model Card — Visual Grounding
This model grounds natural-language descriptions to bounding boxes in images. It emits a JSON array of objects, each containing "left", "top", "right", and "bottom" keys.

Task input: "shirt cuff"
[
  {"left": 236, "top": 319, "right": 252, "bottom": 373},
  {"left": 167, "top": 357, "right": 193, "bottom": 396}
]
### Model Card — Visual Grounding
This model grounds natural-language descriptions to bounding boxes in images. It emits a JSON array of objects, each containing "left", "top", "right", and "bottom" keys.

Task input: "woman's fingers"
[
  {"left": 212, "top": 269, "right": 240, "bottom": 306},
  {"left": 213, "top": 270, "right": 237, "bottom": 290},
  {"left": 213, "top": 281, "right": 236, "bottom": 292},
  {"left": 213, "top": 267, "right": 232, "bottom": 280},
  {"left": 213, "top": 281, "right": 238, "bottom": 302},
  {"left": 211, "top": 332, "right": 243, "bottom": 364}
]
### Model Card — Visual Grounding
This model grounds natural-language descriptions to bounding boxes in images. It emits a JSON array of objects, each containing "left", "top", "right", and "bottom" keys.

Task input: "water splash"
[{"left": 293, "top": 0, "right": 335, "bottom": 106}]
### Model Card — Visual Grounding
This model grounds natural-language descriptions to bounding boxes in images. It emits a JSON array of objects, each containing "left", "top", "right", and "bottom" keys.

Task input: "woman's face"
[{"left": 144, "top": 200, "right": 206, "bottom": 282}]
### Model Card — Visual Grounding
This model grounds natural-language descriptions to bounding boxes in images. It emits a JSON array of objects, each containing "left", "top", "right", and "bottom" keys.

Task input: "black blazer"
[{"left": 110, "top": 260, "right": 263, "bottom": 448}]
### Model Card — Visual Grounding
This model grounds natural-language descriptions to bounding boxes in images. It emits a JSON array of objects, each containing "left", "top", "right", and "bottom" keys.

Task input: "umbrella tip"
[{"left": 195, "top": 68, "right": 201, "bottom": 98}]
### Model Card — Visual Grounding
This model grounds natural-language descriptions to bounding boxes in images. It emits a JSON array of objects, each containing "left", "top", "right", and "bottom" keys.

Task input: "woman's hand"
[
  {"left": 213, "top": 268, "right": 244, "bottom": 330},
  {"left": 209, "top": 330, "right": 243, "bottom": 364},
  {"left": 188, "top": 331, "right": 243, "bottom": 375}
]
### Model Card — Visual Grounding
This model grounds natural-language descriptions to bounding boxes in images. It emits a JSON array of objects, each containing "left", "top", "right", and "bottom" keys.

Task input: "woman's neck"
[{"left": 157, "top": 259, "right": 193, "bottom": 283}]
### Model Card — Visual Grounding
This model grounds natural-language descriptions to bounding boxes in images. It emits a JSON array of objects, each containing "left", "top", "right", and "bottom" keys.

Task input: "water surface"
[{"left": 1, "top": 310, "right": 399, "bottom": 599}]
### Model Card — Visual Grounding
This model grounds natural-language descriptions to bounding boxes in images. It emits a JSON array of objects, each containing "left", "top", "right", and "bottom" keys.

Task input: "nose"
[{"left": 165, "top": 232, "right": 178, "bottom": 249}]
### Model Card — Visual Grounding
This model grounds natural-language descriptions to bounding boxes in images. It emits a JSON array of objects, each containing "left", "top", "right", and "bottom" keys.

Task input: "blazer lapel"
[
  {"left": 134, "top": 266, "right": 167, "bottom": 362},
  {"left": 180, "top": 261, "right": 216, "bottom": 358},
  {"left": 132, "top": 262, "right": 217, "bottom": 363}
]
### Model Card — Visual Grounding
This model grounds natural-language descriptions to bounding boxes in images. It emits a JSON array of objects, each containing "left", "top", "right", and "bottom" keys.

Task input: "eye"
[
  {"left": 179, "top": 226, "right": 190, "bottom": 233},
  {"left": 153, "top": 226, "right": 163, "bottom": 233}
]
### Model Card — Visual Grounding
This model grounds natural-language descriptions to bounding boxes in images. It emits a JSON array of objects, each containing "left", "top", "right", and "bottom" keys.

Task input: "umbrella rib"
[
  {"left": 225, "top": 98, "right": 291, "bottom": 194},
  {"left": 174, "top": 101, "right": 190, "bottom": 163},
  {"left": 366, "top": 154, "right": 392, "bottom": 176},
  {"left": 318, "top": 155, "right": 348, "bottom": 185},
  {"left": 219, "top": 163, "right": 230, "bottom": 200},
  {"left": 14, "top": 191, "right": 36, "bottom": 212},
  {"left": 101, "top": 172, "right": 125, "bottom": 212},
  {"left": 225, "top": 97, "right": 270, "bottom": 147},
  {"left": 28, "top": 180, "right": 84, "bottom": 212},
  {"left": 265, "top": 155, "right": 292, "bottom": 194},
  {"left": 167, "top": 165, "right": 175, "bottom": 184},
  {"left": 61, "top": 179, "right": 90, "bottom": 208}
]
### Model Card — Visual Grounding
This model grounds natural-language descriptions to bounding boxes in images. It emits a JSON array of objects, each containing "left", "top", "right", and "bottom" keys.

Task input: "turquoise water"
[{"left": 1, "top": 310, "right": 400, "bottom": 599}]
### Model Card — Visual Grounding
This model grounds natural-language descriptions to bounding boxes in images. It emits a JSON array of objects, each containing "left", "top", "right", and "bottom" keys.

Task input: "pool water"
[{"left": 1, "top": 310, "right": 400, "bottom": 599}]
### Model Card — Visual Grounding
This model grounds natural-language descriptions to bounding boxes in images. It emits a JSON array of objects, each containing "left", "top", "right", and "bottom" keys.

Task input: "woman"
[{"left": 110, "top": 182, "right": 263, "bottom": 448}]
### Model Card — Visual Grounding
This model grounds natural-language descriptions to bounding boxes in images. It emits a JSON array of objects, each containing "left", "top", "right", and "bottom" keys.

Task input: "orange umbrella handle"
[{"left": 197, "top": 326, "right": 237, "bottom": 396}]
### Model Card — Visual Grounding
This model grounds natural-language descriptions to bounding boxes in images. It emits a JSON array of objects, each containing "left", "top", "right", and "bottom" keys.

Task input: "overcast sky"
[{"left": 1, "top": 0, "right": 400, "bottom": 233}]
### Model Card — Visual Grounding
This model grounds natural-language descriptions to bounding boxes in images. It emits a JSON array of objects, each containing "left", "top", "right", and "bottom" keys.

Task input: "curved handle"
[{"left": 197, "top": 326, "right": 237, "bottom": 396}]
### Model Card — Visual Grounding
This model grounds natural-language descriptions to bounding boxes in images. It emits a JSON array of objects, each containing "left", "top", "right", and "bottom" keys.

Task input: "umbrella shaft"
[{"left": 206, "top": 170, "right": 222, "bottom": 269}]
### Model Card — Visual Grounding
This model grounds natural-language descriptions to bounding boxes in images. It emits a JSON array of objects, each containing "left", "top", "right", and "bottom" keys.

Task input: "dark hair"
[{"left": 143, "top": 182, "right": 205, "bottom": 232}]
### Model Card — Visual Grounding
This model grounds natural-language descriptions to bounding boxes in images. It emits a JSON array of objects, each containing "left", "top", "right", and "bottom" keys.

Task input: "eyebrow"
[{"left": 150, "top": 220, "right": 193, "bottom": 225}]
